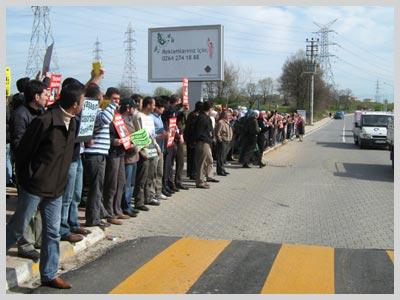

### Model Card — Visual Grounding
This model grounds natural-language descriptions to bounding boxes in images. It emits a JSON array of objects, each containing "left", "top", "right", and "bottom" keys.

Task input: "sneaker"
[
  {"left": 162, "top": 189, "right": 172, "bottom": 197},
  {"left": 147, "top": 199, "right": 161, "bottom": 206},
  {"left": 158, "top": 194, "right": 169, "bottom": 200}
]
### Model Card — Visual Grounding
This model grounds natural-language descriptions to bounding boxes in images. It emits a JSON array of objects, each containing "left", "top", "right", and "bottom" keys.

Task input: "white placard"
[
  {"left": 148, "top": 25, "right": 224, "bottom": 82},
  {"left": 77, "top": 99, "right": 99, "bottom": 141}
]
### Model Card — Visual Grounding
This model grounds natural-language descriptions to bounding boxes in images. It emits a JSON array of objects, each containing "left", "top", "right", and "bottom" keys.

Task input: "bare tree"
[
  {"left": 246, "top": 82, "right": 257, "bottom": 108},
  {"left": 257, "top": 77, "right": 274, "bottom": 105},
  {"left": 203, "top": 61, "right": 240, "bottom": 104}
]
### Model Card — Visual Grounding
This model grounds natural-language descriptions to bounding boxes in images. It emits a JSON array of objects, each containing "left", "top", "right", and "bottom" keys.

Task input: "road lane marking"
[
  {"left": 387, "top": 251, "right": 394, "bottom": 263},
  {"left": 261, "top": 244, "right": 334, "bottom": 294},
  {"left": 342, "top": 120, "right": 346, "bottom": 143},
  {"left": 109, "top": 237, "right": 231, "bottom": 294}
]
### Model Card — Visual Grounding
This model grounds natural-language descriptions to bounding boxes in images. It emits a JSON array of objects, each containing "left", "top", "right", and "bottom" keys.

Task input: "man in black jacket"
[
  {"left": 6, "top": 83, "right": 85, "bottom": 289},
  {"left": 194, "top": 101, "right": 219, "bottom": 188},
  {"left": 9, "top": 79, "right": 48, "bottom": 261},
  {"left": 184, "top": 101, "right": 203, "bottom": 180}
]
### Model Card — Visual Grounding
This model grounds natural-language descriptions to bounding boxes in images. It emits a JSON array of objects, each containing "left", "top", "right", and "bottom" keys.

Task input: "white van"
[{"left": 353, "top": 111, "right": 394, "bottom": 149}]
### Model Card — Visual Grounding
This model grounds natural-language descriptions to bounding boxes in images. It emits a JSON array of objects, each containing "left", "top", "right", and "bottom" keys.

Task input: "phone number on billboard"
[{"left": 162, "top": 54, "right": 200, "bottom": 61}]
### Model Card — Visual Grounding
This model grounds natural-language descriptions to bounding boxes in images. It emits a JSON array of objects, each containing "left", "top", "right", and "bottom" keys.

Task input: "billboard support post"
[{"left": 188, "top": 81, "right": 204, "bottom": 108}]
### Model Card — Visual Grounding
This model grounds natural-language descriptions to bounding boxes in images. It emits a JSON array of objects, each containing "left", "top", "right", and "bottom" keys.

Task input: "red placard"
[
  {"left": 113, "top": 112, "right": 133, "bottom": 150},
  {"left": 167, "top": 117, "right": 177, "bottom": 148},
  {"left": 182, "top": 77, "right": 189, "bottom": 106},
  {"left": 47, "top": 74, "right": 62, "bottom": 106}
]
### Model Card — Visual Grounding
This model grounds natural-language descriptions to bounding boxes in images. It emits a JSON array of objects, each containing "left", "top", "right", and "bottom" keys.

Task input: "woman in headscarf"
[{"left": 241, "top": 110, "right": 264, "bottom": 168}]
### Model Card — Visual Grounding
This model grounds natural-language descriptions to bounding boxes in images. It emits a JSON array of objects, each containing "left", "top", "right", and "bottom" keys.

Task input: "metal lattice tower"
[
  {"left": 313, "top": 19, "right": 337, "bottom": 85},
  {"left": 93, "top": 37, "right": 103, "bottom": 61},
  {"left": 25, "top": 6, "right": 59, "bottom": 77},
  {"left": 121, "top": 23, "right": 138, "bottom": 93}
]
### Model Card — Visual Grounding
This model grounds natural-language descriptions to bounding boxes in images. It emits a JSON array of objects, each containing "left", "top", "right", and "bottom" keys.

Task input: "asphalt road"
[{"left": 26, "top": 115, "right": 393, "bottom": 294}]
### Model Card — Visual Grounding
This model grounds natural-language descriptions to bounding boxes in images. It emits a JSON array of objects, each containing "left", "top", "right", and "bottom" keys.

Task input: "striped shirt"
[{"left": 84, "top": 102, "right": 116, "bottom": 155}]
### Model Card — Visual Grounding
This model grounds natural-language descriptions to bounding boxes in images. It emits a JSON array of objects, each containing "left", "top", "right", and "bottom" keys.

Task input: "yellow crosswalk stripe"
[
  {"left": 110, "top": 237, "right": 230, "bottom": 294},
  {"left": 261, "top": 244, "right": 335, "bottom": 294},
  {"left": 386, "top": 251, "right": 394, "bottom": 263}
]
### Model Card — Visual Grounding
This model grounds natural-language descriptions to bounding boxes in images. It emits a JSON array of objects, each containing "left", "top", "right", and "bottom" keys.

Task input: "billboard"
[{"left": 148, "top": 25, "right": 224, "bottom": 82}]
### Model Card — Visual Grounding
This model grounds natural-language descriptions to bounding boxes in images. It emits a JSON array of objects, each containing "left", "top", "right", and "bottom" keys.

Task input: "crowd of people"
[{"left": 5, "top": 69, "right": 306, "bottom": 289}]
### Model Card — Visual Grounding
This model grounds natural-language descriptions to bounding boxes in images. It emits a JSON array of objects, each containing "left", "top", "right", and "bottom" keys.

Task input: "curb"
[{"left": 6, "top": 227, "right": 105, "bottom": 290}]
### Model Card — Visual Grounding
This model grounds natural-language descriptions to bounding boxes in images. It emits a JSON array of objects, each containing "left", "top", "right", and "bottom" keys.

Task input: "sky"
[{"left": 5, "top": 5, "right": 395, "bottom": 102}]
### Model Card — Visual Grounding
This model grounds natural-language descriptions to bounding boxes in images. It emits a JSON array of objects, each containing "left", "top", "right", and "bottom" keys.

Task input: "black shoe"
[
  {"left": 98, "top": 221, "right": 111, "bottom": 230},
  {"left": 165, "top": 186, "right": 175, "bottom": 194},
  {"left": 243, "top": 164, "right": 251, "bottom": 168},
  {"left": 123, "top": 210, "right": 138, "bottom": 217},
  {"left": 18, "top": 249, "right": 40, "bottom": 262},
  {"left": 136, "top": 205, "right": 150, "bottom": 211},
  {"left": 206, "top": 178, "right": 220, "bottom": 183},
  {"left": 132, "top": 208, "right": 140, "bottom": 214},
  {"left": 175, "top": 183, "right": 189, "bottom": 190},
  {"left": 217, "top": 172, "right": 227, "bottom": 176},
  {"left": 224, "top": 171, "right": 230, "bottom": 175},
  {"left": 260, "top": 162, "right": 266, "bottom": 168},
  {"left": 167, "top": 182, "right": 180, "bottom": 192},
  {"left": 162, "top": 189, "right": 172, "bottom": 197}
]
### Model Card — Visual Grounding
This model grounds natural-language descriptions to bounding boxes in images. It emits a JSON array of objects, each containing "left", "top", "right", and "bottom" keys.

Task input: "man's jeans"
[
  {"left": 6, "top": 187, "right": 63, "bottom": 282},
  {"left": 6, "top": 143, "right": 13, "bottom": 185},
  {"left": 60, "top": 158, "right": 83, "bottom": 238},
  {"left": 122, "top": 162, "right": 137, "bottom": 213}
]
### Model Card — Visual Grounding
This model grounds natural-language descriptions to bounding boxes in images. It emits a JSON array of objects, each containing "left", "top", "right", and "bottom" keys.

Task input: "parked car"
[{"left": 334, "top": 111, "right": 344, "bottom": 119}]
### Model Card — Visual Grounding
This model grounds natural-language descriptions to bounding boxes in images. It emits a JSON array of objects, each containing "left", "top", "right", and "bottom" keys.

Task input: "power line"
[
  {"left": 336, "top": 33, "right": 391, "bottom": 65},
  {"left": 336, "top": 44, "right": 393, "bottom": 75},
  {"left": 336, "top": 57, "right": 393, "bottom": 83}
]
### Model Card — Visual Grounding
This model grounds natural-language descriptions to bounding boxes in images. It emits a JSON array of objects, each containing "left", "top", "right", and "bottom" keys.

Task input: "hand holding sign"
[{"left": 130, "top": 128, "right": 151, "bottom": 150}]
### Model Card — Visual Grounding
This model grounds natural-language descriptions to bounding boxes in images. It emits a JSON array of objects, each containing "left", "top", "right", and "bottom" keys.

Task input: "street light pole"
[{"left": 382, "top": 81, "right": 394, "bottom": 111}]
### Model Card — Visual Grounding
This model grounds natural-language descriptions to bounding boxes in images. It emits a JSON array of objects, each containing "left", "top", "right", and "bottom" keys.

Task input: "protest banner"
[
  {"left": 42, "top": 43, "right": 54, "bottom": 74},
  {"left": 182, "top": 77, "right": 189, "bottom": 106},
  {"left": 113, "top": 112, "right": 133, "bottom": 150},
  {"left": 47, "top": 74, "right": 62, "bottom": 106},
  {"left": 130, "top": 128, "right": 151, "bottom": 149},
  {"left": 167, "top": 117, "right": 177, "bottom": 148},
  {"left": 6, "top": 67, "right": 11, "bottom": 97},
  {"left": 77, "top": 98, "right": 98, "bottom": 142}
]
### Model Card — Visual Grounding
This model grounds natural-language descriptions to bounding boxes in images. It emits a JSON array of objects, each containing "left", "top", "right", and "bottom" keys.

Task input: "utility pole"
[
  {"left": 375, "top": 79, "right": 381, "bottom": 104},
  {"left": 306, "top": 37, "right": 319, "bottom": 125},
  {"left": 121, "top": 23, "right": 138, "bottom": 94},
  {"left": 313, "top": 19, "right": 337, "bottom": 86},
  {"left": 93, "top": 37, "right": 103, "bottom": 61},
  {"left": 26, "top": 6, "right": 59, "bottom": 77}
]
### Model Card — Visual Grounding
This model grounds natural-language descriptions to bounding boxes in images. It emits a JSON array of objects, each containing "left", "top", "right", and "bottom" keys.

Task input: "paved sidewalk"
[{"left": 6, "top": 116, "right": 334, "bottom": 290}]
